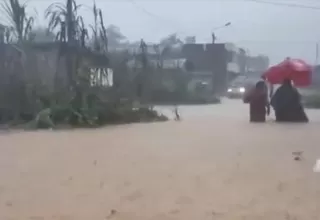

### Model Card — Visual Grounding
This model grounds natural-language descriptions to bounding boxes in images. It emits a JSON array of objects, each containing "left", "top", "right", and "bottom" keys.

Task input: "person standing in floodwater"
[
  {"left": 243, "top": 81, "right": 270, "bottom": 122},
  {"left": 270, "top": 78, "right": 308, "bottom": 122}
]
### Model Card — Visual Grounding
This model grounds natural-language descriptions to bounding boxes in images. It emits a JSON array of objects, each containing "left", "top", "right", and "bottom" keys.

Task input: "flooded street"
[{"left": 1, "top": 100, "right": 320, "bottom": 220}]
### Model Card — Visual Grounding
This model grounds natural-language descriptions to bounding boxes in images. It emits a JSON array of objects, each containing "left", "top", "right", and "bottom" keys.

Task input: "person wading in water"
[
  {"left": 271, "top": 78, "right": 308, "bottom": 122},
  {"left": 244, "top": 81, "right": 270, "bottom": 122}
]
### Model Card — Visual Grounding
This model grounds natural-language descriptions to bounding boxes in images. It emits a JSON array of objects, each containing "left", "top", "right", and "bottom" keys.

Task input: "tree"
[
  {"left": 89, "top": 0, "right": 108, "bottom": 53},
  {"left": 137, "top": 39, "right": 148, "bottom": 100},
  {"left": 158, "top": 33, "right": 183, "bottom": 60},
  {"left": 0, "top": 0, "right": 34, "bottom": 42},
  {"left": 78, "top": 17, "right": 88, "bottom": 47},
  {"left": 0, "top": 0, "right": 36, "bottom": 121},
  {"left": 106, "top": 25, "right": 126, "bottom": 47},
  {"left": 45, "top": 0, "right": 86, "bottom": 91},
  {"left": 45, "top": 0, "right": 84, "bottom": 44},
  {"left": 0, "top": 24, "right": 5, "bottom": 43},
  {"left": 88, "top": 1, "right": 109, "bottom": 87},
  {"left": 160, "top": 33, "right": 182, "bottom": 47}
]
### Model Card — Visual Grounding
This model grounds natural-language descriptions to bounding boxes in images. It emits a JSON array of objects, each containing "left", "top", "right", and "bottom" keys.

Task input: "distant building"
[
  {"left": 225, "top": 43, "right": 269, "bottom": 76},
  {"left": 111, "top": 42, "right": 255, "bottom": 93},
  {"left": 246, "top": 55, "right": 269, "bottom": 73},
  {"left": 181, "top": 43, "right": 231, "bottom": 92}
]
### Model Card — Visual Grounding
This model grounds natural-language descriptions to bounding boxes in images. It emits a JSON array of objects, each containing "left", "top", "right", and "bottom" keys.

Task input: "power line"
[
  {"left": 128, "top": 0, "right": 162, "bottom": 19},
  {"left": 127, "top": 0, "right": 181, "bottom": 26},
  {"left": 126, "top": 0, "right": 320, "bottom": 44},
  {"left": 232, "top": 40, "right": 320, "bottom": 43},
  {"left": 126, "top": 0, "right": 188, "bottom": 35},
  {"left": 243, "top": 0, "right": 320, "bottom": 10}
]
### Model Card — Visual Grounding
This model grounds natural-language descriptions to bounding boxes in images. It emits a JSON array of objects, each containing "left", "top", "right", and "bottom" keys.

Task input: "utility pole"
[
  {"left": 211, "top": 22, "right": 231, "bottom": 44},
  {"left": 210, "top": 22, "right": 231, "bottom": 94},
  {"left": 211, "top": 32, "right": 216, "bottom": 44}
]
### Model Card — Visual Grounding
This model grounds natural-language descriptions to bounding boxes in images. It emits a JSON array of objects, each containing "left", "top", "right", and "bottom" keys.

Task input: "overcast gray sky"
[{"left": 18, "top": 0, "right": 320, "bottom": 64}]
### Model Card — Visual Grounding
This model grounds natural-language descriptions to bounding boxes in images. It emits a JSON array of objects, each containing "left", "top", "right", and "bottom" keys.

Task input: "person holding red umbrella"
[
  {"left": 262, "top": 58, "right": 311, "bottom": 122},
  {"left": 270, "top": 78, "right": 308, "bottom": 122}
]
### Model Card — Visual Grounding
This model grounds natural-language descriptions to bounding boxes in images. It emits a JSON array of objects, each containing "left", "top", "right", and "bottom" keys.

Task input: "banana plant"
[
  {"left": 0, "top": 0, "right": 34, "bottom": 42},
  {"left": 45, "top": 0, "right": 83, "bottom": 44}
]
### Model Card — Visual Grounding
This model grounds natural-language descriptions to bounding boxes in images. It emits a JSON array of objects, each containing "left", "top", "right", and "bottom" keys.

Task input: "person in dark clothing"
[
  {"left": 271, "top": 78, "right": 308, "bottom": 122},
  {"left": 244, "top": 81, "right": 270, "bottom": 122}
]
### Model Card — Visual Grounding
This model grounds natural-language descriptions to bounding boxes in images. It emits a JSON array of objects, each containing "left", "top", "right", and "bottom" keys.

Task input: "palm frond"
[
  {"left": 45, "top": 2, "right": 65, "bottom": 15},
  {"left": 45, "top": 0, "right": 83, "bottom": 43},
  {"left": 98, "top": 9, "right": 108, "bottom": 52},
  {"left": 93, "top": 0, "right": 97, "bottom": 26},
  {"left": 23, "top": 16, "right": 34, "bottom": 40},
  {"left": 47, "top": 11, "right": 64, "bottom": 31},
  {"left": 0, "top": 0, "right": 35, "bottom": 41},
  {"left": 0, "top": 0, "right": 16, "bottom": 28}
]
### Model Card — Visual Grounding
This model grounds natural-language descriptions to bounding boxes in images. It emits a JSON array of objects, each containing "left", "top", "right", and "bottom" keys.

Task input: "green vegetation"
[{"left": 0, "top": 0, "right": 168, "bottom": 129}]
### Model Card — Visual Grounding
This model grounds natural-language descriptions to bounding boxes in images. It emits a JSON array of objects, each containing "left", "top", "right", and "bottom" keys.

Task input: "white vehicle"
[{"left": 227, "top": 75, "right": 261, "bottom": 98}]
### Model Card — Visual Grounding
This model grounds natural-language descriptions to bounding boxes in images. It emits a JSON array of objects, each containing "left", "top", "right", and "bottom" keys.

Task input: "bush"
[
  {"left": 26, "top": 101, "right": 168, "bottom": 130},
  {"left": 0, "top": 86, "right": 169, "bottom": 130}
]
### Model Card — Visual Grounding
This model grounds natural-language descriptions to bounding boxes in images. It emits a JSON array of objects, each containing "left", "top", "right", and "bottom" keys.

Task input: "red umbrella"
[{"left": 262, "top": 58, "right": 312, "bottom": 87}]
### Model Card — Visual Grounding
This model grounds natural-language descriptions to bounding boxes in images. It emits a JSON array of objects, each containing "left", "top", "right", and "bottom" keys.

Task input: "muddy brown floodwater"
[{"left": 1, "top": 100, "right": 320, "bottom": 220}]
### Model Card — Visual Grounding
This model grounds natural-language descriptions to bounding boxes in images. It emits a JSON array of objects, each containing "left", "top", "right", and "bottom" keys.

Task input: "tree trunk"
[{"left": 66, "top": 0, "right": 74, "bottom": 90}]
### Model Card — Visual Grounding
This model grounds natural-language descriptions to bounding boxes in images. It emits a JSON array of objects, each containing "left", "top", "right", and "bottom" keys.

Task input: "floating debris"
[
  {"left": 106, "top": 209, "right": 117, "bottom": 219},
  {"left": 292, "top": 151, "right": 303, "bottom": 161}
]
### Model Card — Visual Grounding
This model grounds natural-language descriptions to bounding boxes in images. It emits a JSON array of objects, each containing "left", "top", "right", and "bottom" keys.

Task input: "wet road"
[{"left": 1, "top": 100, "right": 320, "bottom": 220}]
